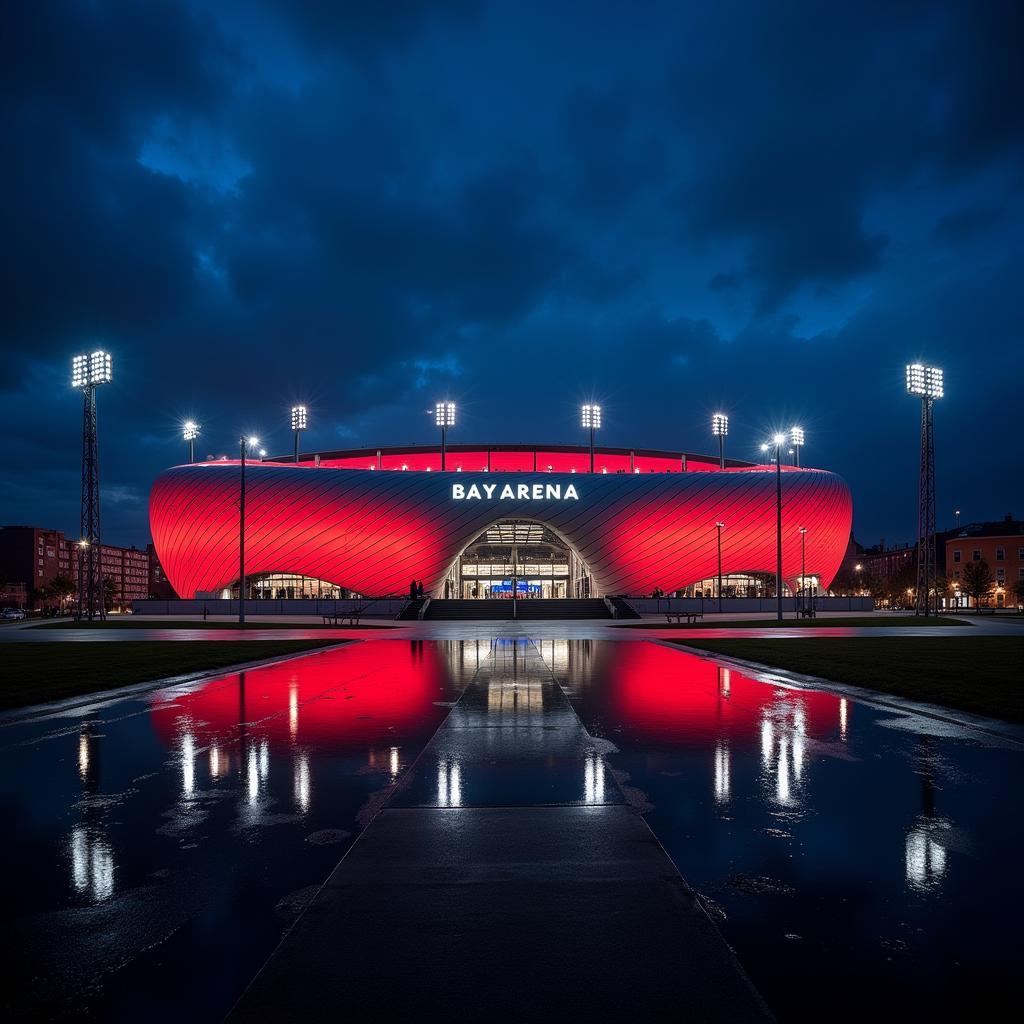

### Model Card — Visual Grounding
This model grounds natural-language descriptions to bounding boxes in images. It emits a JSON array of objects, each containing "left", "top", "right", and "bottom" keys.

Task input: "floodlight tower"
[
  {"left": 712, "top": 413, "right": 728, "bottom": 469},
  {"left": 183, "top": 421, "right": 199, "bottom": 464},
  {"left": 789, "top": 426, "right": 805, "bottom": 466},
  {"left": 906, "top": 363, "right": 944, "bottom": 616},
  {"left": 291, "top": 406, "right": 307, "bottom": 462},
  {"left": 71, "top": 351, "right": 112, "bottom": 620},
  {"left": 715, "top": 521, "right": 725, "bottom": 613},
  {"left": 238, "top": 435, "right": 259, "bottom": 625},
  {"left": 435, "top": 401, "right": 455, "bottom": 470},
  {"left": 761, "top": 432, "right": 787, "bottom": 621},
  {"left": 582, "top": 404, "right": 601, "bottom": 472}
]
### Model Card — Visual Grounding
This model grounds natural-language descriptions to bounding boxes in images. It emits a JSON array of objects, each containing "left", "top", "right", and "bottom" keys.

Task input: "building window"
[
  {"left": 972, "top": 549, "right": 981, "bottom": 561},
  {"left": 996, "top": 548, "right": 1005, "bottom": 561},
  {"left": 953, "top": 570, "right": 960, "bottom": 579},
  {"left": 1019, "top": 568, "right": 1024, "bottom": 578},
  {"left": 953, "top": 550, "right": 961, "bottom": 563},
  {"left": 1018, "top": 548, "right": 1024, "bottom": 560},
  {"left": 996, "top": 567, "right": 1005, "bottom": 579}
]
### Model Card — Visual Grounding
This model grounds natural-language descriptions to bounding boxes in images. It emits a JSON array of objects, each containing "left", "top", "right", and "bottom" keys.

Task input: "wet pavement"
[{"left": 2, "top": 635, "right": 1020, "bottom": 1020}]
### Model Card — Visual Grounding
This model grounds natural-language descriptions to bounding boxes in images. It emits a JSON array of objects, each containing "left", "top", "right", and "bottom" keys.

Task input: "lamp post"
[
  {"left": 71, "top": 350, "right": 112, "bottom": 620},
  {"left": 436, "top": 401, "right": 455, "bottom": 470},
  {"left": 799, "top": 527, "right": 808, "bottom": 616},
  {"left": 715, "top": 521, "right": 725, "bottom": 613},
  {"left": 239, "top": 435, "right": 259, "bottom": 625},
  {"left": 789, "top": 426, "right": 805, "bottom": 467},
  {"left": 954, "top": 508, "right": 960, "bottom": 531},
  {"left": 582, "top": 404, "right": 601, "bottom": 472},
  {"left": 906, "top": 363, "right": 944, "bottom": 615},
  {"left": 761, "top": 433, "right": 787, "bottom": 621},
  {"left": 712, "top": 413, "right": 728, "bottom": 470},
  {"left": 183, "top": 421, "right": 199, "bottom": 464},
  {"left": 291, "top": 406, "right": 307, "bottom": 463}
]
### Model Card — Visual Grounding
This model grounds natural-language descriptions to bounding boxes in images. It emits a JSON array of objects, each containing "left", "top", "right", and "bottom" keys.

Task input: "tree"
[
  {"left": 102, "top": 576, "right": 117, "bottom": 612},
  {"left": 1013, "top": 576, "right": 1024, "bottom": 610},
  {"left": 50, "top": 575, "right": 76, "bottom": 611},
  {"left": 961, "top": 559, "right": 994, "bottom": 609}
]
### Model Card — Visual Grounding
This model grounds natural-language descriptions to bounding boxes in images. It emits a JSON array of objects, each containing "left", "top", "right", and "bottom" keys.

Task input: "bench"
[
  {"left": 322, "top": 608, "right": 364, "bottom": 626},
  {"left": 797, "top": 607, "right": 817, "bottom": 619},
  {"left": 665, "top": 612, "right": 703, "bottom": 624}
]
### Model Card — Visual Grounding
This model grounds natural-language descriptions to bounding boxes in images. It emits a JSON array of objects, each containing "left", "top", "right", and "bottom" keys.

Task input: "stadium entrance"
[{"left": 442, "top": 519, "right": 594, "bottom": 599}]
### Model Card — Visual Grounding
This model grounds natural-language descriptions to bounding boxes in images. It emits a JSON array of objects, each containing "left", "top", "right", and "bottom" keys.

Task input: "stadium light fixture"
[
  {"left": 183, "top": 421, "right": 200, "bottom": 464},
  {"left": 789, "top": 426, "right": 805, "bottom": 466},
  {"left": 582, "top": 404, "right": 601, "bottom": 472},
  {"left": 435, "top": 401, "right": 455, "bottom": 470},
  {"left": 712, "top": 413, "right": 728, "bottom": 469},
  {"left": 906, "top": 363, "right": 944, "bottom": 399},
  {"left": 291, "top": 405, "right": 307, "bottom": 462}
]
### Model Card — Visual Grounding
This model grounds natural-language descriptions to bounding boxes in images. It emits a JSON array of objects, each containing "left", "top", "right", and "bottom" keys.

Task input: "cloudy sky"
[{"left": 2, "top": 0, "right": 1021, "bottom": 549}]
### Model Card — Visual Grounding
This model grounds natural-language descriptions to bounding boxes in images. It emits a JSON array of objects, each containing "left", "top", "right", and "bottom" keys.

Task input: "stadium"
[{"left": 149, "top": 441, "right": 853, "bottom": 605}]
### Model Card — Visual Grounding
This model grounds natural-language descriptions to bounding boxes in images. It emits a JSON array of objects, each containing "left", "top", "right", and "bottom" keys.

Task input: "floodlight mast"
[
  {"left": 712, "top": 413, "right": 728, "bottom": 470},
  {"left": 183, "top": 421, "right": 199, "bottom": 464},
  {"left": 291, "top": 406, "right": 307, "bottom": 462},
  {"left": 764, "top": 433, "right": 787, "bottom": 621},
  {"left": 789, "top": 426, "right": 805, "bottom": 466},
  {"left": 582, "top": 404, "right": 601, "bottom": 472},
  {"left": 71, "top": 351, "right": 112, "bottom": 619},
  {"left": 715, "top": 521, "right": 725, "bottom": 613},
  {"left": 906, "top": 363, "right": 943, "bottom": 616},
  {"left": 435, "top": 401, "right": 455, "bottom": 470},
  {"left": 238, "top": 435, "right": 259, "bottom": 625}
]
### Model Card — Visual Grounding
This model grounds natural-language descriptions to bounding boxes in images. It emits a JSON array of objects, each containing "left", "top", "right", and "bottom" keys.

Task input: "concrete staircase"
[{"left": 422, "top": 598, "right": 612, "bottom": 620}]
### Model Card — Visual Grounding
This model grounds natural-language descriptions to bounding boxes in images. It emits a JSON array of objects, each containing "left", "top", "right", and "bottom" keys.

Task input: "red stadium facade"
[{"left": 149, "top": 443, "right": 853, "bottom": 600}]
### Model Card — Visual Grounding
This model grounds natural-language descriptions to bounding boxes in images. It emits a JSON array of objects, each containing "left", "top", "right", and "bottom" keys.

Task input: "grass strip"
[
  {"left": 30, "top": 619, "right": 394, "bottom": 630},
  {"left": 0, "top": 640, "right": 342, "bottom": 710},
  {"left": 671, "top": 636, "right": 1023, "bottom": 723},
  {"left": 620, "top": 615, "right": 970, "bottom": 629}
]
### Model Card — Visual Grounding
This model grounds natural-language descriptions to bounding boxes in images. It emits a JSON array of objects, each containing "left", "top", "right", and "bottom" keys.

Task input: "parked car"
[{"left": 2, "top": 607, "right": 27, "bottom": 620}]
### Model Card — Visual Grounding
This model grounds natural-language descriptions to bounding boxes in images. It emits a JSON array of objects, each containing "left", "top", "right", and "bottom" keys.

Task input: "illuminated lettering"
[{"left": 450, "top": 481, "right": 581, "bottom": 502}]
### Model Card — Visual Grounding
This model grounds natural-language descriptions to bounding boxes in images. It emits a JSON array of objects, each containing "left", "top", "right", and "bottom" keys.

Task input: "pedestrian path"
[{"left": 228, "top": 636, "right": 772, "bottom": 1021}]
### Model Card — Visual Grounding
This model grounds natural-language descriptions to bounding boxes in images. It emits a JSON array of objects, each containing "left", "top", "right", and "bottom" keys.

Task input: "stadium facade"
[{"left": 149, "top": 443, "right": 853, "bottom": 601}]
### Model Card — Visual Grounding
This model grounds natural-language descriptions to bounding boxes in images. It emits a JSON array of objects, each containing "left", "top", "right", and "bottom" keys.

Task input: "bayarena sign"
[
  {"left": 452, "top": 482, "right": 579, "bottom": 501},
  {"left": 149, "top": 441, "right": 853, "bottom": 599}
]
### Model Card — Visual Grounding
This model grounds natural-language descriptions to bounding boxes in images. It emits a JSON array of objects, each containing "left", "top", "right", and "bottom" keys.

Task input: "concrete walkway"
[{"left": 228, "top": 636, "right": 772, "bottom": 1022}]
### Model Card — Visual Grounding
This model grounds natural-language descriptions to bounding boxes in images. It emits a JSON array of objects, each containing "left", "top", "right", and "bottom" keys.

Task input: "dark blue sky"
[{"left": 2, "top": 0, "right": 1022, "bottom": 549}]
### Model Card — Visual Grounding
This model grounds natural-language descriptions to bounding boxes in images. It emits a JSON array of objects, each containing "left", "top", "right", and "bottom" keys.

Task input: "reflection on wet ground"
[
  {"left": 1, "top": 637, "right": 1020, "bottom": 1021},
  {"left": 0, "top": 641, "right": 468, "bottom": 1020},
  {"left": 547, "top": 639, "right": 1023, "bottom": 1021}
]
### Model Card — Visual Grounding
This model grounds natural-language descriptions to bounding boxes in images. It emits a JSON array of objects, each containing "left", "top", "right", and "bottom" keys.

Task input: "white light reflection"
[
  {"left": 78, "top": 732, "right": 90, "bottom": 780},
  {"left": 210, "top": 744, "right": 221, "bottom": 777},
  {"left": 258, "top": 739, "right": 269, "bottom": 781},
  {"left": 437, "top": 760, "right": 462, "bottom": 806},
  {"left": 839, "top": 698, "right": 848, "bottom": 740},
  {"left": 181, "top": 731, "right": 195, "bottom": 796},
  {"left": 776, "top": 736, "right": 791, "bottom": 804},
  {"left": 761, "top": 720, "right": 774, "bottom": 765},
  {"left": 289, "top": 683, "right": 299, "bottom": 739},
  {"left": 713, "top": 741, "right": 730, "bottom": 804},
  {"left": 584, "top": 753, "right": 605, "bottom": 804},
  {"left": 389, "top": 746, "right": 400, "bottom": 780},
  {"left": 248, "top": 746, "right": 259, "bottom": 805},
  {"left": 905, "top": 825, "right": 948, "bottom": 891},
  {"left": 294, "top": 754, "right": 311, "bottom": 812},
  {"left": 70, "top": 826, "right": 115, "bottom": 902}
]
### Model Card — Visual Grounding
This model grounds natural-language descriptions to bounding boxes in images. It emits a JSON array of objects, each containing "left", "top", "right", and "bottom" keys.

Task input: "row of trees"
[{"left": 831, "top": 559, "right": 1023, "bottom": 608}]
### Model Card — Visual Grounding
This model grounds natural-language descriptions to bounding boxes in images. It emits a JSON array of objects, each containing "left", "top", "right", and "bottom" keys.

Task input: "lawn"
[
  {"left": 620, "top": 615, "right": 971, "bottom": 629},
  {"left": 672, "top": 636, "right": 1024, "bottom": 722},
  {"left": 30, "top": 618, "right": 394, "bottom": 630},
  {"left": 0, "top": 640, "right": 343, "bottom": 711}
]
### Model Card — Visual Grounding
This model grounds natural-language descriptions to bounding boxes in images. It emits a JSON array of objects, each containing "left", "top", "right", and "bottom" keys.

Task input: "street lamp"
[
  {"left": 183, "top": 421, "right": 200, "bottom": 464},
  {"left": 712, "top": 413, "right": 728, "bottom": 470},
  {"left": 762, "top": 432, "right": 786, "bottom": 620},
  {"left": 799, "top": 527, "right": 808, "bottom": 616},
  {"left": 238, "top": 435, "right": 259, "bottom": 626},
  {"left": 715, "top": 522, "right": 725, "bottom": 613},
  {"left": 291, "top": 406, "right": 307, "bottom": 463},
  {"left": 954, "top": 508, "right": 961, "bottom": 531},
  {"left": 435, "top": 401, "right": 455, "bottom": 470},
  {"left": 71, "top": 350, "right": 112, "bottom": 620},
  {"left": 906, "top": 363, "right": 944, "bottom": 615},
  {"left": 582, "top": 404, "right": 601, "bottom": 472},
  {"left": 789, "top": 426, "right": 805, "bottom": 466}
]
